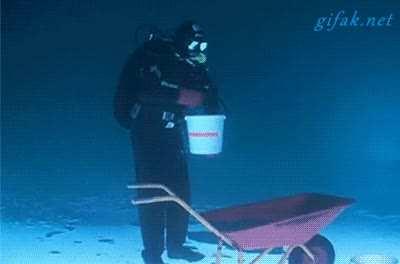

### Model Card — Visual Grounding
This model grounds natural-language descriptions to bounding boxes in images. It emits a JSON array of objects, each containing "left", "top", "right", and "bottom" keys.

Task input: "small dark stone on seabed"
[
  {"left": 45, "top": 231, "right": 65, "bottom": 238},
  {"left": 64, "top": 225, "right": 75, "bottom": 231},
  {"left": 98, "top": 238, "right": 114, "bottom": 244},
  {"left": 49, "top": 250, "right": 61, "bottom": 254}
]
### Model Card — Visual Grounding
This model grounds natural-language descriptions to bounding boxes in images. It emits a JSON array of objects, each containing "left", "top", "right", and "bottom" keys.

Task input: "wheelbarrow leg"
[
  {"left": 238, "top": 249, "right": 245, "bottom": 264},
  {"left": 215, "top": 240, "right": 223, "bottom": 264},
  {"left": 249, "top": 248, "right": 274, "bottom": 264}
]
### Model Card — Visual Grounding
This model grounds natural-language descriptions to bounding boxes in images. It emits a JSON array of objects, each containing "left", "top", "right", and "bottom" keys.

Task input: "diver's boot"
[
  {"left": 167, "top": 246, "right": 205, "bottom": 262},
  {"left": 141, "top": 250, "right": 165, "bottom": 264}
]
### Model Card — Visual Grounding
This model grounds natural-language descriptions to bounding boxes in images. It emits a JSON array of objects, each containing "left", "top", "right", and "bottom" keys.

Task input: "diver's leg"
[
  {"left": 165, "top": 153, "right": 190, "bottom": 250},
  {"left": 131, "top": 128, "right": 166, "bottom": 261},
  {"left": 138, "top": 203, "right": 165, "bottom": 260},
  {"left": 164, "top": 131, "right": 204, "bottom": 261},
  {"left": 166, "top": 165, "right": 204, "bottom": 262}
]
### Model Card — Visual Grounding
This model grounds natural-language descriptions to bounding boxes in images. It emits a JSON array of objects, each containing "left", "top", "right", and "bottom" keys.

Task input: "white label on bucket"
[{"left": 189, "top": 132, "right": 219, "bottom": 137}]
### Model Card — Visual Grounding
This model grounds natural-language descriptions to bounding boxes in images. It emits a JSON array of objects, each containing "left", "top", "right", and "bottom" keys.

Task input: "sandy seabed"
[{"left": 1, "top": 210, "right": 399, "bottom": 264}]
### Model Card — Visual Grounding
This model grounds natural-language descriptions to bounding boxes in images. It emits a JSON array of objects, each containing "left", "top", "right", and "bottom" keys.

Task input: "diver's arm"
[
  {"left": 136, "top": 66, "right": 181, "bottom": 105},
  {"left": 135, "top": 42, "right": 183, "bottom": 105},
  {"left": 137, "top": 64, "right": 205, "bottom": 107},
  {"left": 113, "top": 54, "right": 140, "bottom": 130}
]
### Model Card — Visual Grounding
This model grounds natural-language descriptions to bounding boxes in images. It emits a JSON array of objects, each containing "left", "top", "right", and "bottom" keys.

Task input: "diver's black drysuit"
[{"left": 113, "top": 38, "right": 218, "bottom": 259}]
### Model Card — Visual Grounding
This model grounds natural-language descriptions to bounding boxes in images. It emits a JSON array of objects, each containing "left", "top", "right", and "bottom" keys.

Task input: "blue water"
[{"left": 2, "top": 0, "right": 400, "bottom": 263}]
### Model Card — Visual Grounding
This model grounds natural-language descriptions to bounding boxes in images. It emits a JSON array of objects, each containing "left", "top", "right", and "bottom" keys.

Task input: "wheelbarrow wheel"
[{"left": 288, "top": 234, "right": 335, "bottom": 264}]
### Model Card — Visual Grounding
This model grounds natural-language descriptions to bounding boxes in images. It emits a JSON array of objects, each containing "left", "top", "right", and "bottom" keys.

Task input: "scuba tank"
[{"left": 134, "top": 24, "right": 173, "bottom": 45}]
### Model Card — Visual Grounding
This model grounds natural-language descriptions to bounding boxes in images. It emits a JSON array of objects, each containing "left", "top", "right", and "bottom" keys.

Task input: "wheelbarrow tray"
[{"left": 201, "top": 193, "right": 354, "bottom": 250}]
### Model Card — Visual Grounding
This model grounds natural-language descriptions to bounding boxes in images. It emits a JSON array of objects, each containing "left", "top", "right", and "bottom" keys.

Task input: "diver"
[{"left": 113, "top": 21, "right": 220, "bottom": 264}]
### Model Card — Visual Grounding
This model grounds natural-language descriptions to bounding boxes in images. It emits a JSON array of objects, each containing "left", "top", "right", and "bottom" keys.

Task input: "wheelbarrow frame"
[{"left": 127, "top": 184, "right": 322, "bottom": 264}]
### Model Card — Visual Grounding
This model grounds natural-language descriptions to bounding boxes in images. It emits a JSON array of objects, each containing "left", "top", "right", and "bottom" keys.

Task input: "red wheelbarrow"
[{"left": 127, "top": 184, "right": 354, "bottom": 264}]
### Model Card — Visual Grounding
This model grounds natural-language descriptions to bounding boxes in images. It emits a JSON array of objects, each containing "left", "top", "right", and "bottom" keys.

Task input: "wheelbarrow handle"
[
  {"left": 131, "top": 195, "right": 177, "bottom": 205},
  {"left": 127, "top": 184, "right": 176, "bottom": 196},
  {"left": 129, "top": 193, "right": 236, "bottom": 249}
]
